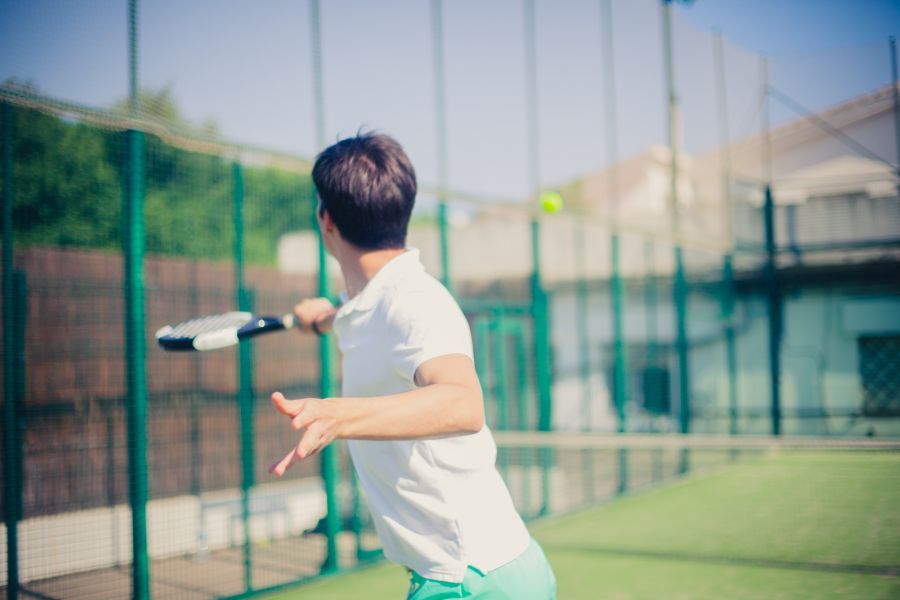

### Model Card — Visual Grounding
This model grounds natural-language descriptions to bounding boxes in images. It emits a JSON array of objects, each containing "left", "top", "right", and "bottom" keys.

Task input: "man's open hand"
[{"left": 269, "top": 391, "right": 341, "bottom": 476}]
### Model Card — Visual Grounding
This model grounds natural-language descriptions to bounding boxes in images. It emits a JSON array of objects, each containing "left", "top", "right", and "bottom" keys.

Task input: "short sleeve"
[{"left": 390, "top": 288, "right": 474, "bottom": 383}]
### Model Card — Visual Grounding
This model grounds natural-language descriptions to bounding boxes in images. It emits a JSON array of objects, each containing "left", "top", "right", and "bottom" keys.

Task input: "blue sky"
[{"left": 1, "top": 0, "right": 898, "bottom": 200}]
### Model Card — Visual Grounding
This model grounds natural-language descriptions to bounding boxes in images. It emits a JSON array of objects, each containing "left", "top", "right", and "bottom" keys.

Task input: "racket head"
[
  {"left": 156, "top": 311, "right": 296, "bottom": 351},
  {"left": 156, "top": 311, "right": 254, "bottom": 351}
]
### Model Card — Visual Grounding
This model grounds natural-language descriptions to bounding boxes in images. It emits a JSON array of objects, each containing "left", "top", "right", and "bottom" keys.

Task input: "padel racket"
[{"left": 156, "top": 312, "right": 297, "bottom": 351}]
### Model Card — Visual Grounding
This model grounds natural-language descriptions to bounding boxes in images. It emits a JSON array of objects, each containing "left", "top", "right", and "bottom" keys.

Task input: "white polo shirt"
[{"left": 332, "top": 248, "right": 531, "bottom": 583}]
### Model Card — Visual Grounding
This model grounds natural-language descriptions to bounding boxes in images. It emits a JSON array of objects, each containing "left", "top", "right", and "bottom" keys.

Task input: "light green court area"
[{"left": 264, "top": 451, "right": 900, "bottom": 599}]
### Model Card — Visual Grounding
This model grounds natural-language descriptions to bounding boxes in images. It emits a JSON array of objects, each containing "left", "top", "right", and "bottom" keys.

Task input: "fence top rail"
[{"left": 0, "top": 84, "right": 314, "bottom": 173}]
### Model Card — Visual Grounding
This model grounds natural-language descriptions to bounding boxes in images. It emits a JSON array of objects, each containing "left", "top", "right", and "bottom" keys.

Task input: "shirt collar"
[{"left": 336, "top": 248, "right": 423, "bottom": 316}]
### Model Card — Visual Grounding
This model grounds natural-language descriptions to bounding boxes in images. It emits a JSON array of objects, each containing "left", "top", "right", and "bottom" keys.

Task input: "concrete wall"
[{"left": 0, "top": 479, "right": 324, "bottom": 586}]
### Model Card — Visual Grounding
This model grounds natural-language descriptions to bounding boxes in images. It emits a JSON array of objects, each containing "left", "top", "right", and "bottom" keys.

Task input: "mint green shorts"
[{"left": 407, "top": 539, "right": 557, "bottom": 599}]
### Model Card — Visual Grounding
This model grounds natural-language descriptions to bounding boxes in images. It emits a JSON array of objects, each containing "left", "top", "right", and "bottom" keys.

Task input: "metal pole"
[
  {"left": 644, "top": 242, "right": 660, "bottom": 406},
  {"left": 474, "top": 317, "right": 493, "bottom": 424},
  {"left": 713, "top": 31, "right": 739, "bottom": 436},
  {"left": 661, "top": 1, "right": 691, "bottom": 473},
  {"left": 523, "top": 0, "right": 541, "bottom": 199},
  {"left": 601, "top": 0, "right": 628, "bottom": 435},
  {"left": 764, "top": 186, "right": 782, "bottom": 436},
  {"left": 523, "top": 0, "right": 552, "bottom": 517},
  {"left": 509, "top": 322, "right": 531, "bottom": 513},
  {"left": 574, "top": 224, "right": 595, "bottom": 503},
  {"left": 890, "top": 37, "right": 900, "bottom": 193},
  {"left": 129, "top": 0, "right": 139, "bottom": 113},
  {"left": 661, "top": 3, "right": 689, "bottom": 416},
  {"left": 643, "top": 243, "right": 665, "bottom": 480},
  {"left": 188, "top": 264, "right": 207, "bottom": 558},
  {"left": 310, "top": 0, "right": 327, "bottom": 154},
  {"left": 523, "top": 0, "right": 549, "bottom": 422},
  {"left": 760, "top": 57, "right": 781, "bottom": 436},
  {"left": 492, "top": 310, "right": 510, "bottom": 431},
  {"left": 233, "top": 162, "right": 255, "bottom": 591},
  {"left": 125, "top": 1, "right": 150, "bottom": 596},
  {"left": 575, "top": 225, "right": 591, "bottom": 429},
  {"left": 309, "top": 0, "right": 340, "bottom": 573},
  {"left": 761, "top": 57, "right": 773, "bottom": 186},
  {"left": 2, "top": 100, "right": 22, "bottom": 600},
  {"left": 431, "top": 0, "right": 452, "bottom": 291},
  {"left": 124, "top": 131, "right": 149, "bottom": 600},
  {"left": 600, "top": 0, "right": 629, "bottom": 493}
]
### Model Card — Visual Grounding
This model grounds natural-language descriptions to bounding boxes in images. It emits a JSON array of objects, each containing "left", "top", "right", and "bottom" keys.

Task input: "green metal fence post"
[
  {"left": 507, "top": 321, "right": 533, "bottom": 515},
  {"left": 661, "top": 0, "right": 691, "bottom": 472},
  {"left": 492, "top": 310, "right": 511, "bottom": 481},
  {"left": 523, "top": 0, "right": 552, "bottom": 517},
  {"left": 316, "top": 210, "right": 340, "bottom": 574},
  {"left": 574, "top": 224, "right": 594, "bottom": 503},
  {"left": 124, "top": 2, "right": 150, "bottom": 596},
  {"left": 350, "top": 472, "right": 362, "bottom": 558},
  {"left": 431, "top": 0, "right": 452, "bottom": 292},
  {"left": 575, "top": 225, "right": 591, "bottom": 422},
  {"left": 530, "top": 229, "right": 552, "bottom": 403},
  {"left": 5, "top": 272, "right": 26, "bottom": 600},
  {"left": 764, "top": 186, "right": 782, "bottom": 436},
  {"left": 890, "top": 37, "right": 900, "bottom": 194},
  {"left": 492, "top": 310, "right": 509, "bottom": 431},
  {"left": 2, "top": 99, "right": 22, "bottom": 600},
  {"left": 438, "top": 203, "right": 450, "bottom": 291},
  {"left": 758, "top": 56, "right": 782, "bottom": 437},
  {"left": 317, "top": 240, "right": 341, "bottom": 575},
  {"left": 531, "top": 221, "right": 553, "bottom": 516},
  {"left": 508, "top": 322, "right": 528, "bottom": 430},
  {"left": 475, "top": 318, "right": 493, "bottom": 425},
  {"left": 308, "top": 0, "right": 341, "bottom": 574},
  {"left": 232, "top": 162, "right": 256, "bottom": 591},
  {"left": 600, "top": 0, "right": 630, "bottom": 493},
  {"left": 722, "top": 256, "right": 738, "bottom": 436},
  {"left": 644, "top": 242, "right": 665, "bottom": 481},
  {"left": 611, "top": 233, "right": 629, "bottom": 494},
  {"left": 124, "top": 125, "right": 150, "bottom": 600},
  {"left": 713, "top": 30, "right": 739, "bottom": 438},
  {"left": 673, "top": 256, "right": 690, "bottom": 430}
]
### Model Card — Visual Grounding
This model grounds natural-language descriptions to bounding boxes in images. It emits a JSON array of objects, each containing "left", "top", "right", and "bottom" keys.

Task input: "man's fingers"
[
  {"left": 271, "top": 392, "right": 304, "bottom": 418},
  {"left": 291, "top": 410, "right": 313, "bottom": 430},
  {"left": 297, "top": 429, "right": 322, "bottom": 460},
  {"left": 269, "top": 437, "right": 319, "bottom": 478},
  {"left": 269, "top": 396, "right": 332, "bottom": 477},
  {"left": 269, "top": 447, "right": 300, "bottom": 477},
  {"left": 293, "top": 297, "right": 335, "bottom": 334}
]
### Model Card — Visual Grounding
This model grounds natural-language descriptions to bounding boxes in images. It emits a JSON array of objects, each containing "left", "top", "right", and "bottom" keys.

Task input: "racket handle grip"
[{"left": 282, "top": 314, "right": 298, "bottom": 330}]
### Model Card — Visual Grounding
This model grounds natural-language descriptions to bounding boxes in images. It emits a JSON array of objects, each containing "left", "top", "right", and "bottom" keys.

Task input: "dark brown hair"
[{"left": 312, "top": 132, "right": 417, "bottom": 250}]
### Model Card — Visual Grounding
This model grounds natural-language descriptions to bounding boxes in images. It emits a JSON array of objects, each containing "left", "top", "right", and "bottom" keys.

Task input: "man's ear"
[
  {"left": 319, "top": 207, "right": 337, "bottom": 234},
  {"left": 316, "top": 206, "right": 334, "bottom": 231}
]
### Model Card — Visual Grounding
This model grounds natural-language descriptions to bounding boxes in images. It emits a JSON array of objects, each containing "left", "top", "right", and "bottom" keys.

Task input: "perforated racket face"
[{"left": 156, "top": 311, "right": 253, "bottom": 351}]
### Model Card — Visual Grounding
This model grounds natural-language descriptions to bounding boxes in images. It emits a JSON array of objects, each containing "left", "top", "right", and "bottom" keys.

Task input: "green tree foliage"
[
  {"left": 244, "top": 166, "right": 315, "bottom": 264},
  {"left": 7, "top": 106, "right": 121, "bottom": 248},
  {"left": 142, "top": 135, "right": 234, "bottom": 260},
  {"left": 3, "top": 95, "right": 313, "bottom": 265}
]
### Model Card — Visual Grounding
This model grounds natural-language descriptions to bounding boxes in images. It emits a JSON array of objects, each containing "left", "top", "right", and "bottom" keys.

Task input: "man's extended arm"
[{"left": 269, "top": 353, "right": 484, "bottom": 477}]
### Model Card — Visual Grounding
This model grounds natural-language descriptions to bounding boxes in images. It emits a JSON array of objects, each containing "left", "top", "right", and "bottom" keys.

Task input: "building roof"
[{"left": 573, "top": 83, "right": 900, "bottom": 213}]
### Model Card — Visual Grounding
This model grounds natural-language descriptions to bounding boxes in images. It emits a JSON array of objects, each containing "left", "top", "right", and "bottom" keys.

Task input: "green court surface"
[{"left": 263, "top": 451, "right": 900, "bottom": 599}]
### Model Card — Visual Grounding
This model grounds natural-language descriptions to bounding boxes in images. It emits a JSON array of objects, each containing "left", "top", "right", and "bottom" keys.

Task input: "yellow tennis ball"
[{"left": 540, "top": 191, "right": 563, "bottom": 214}]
